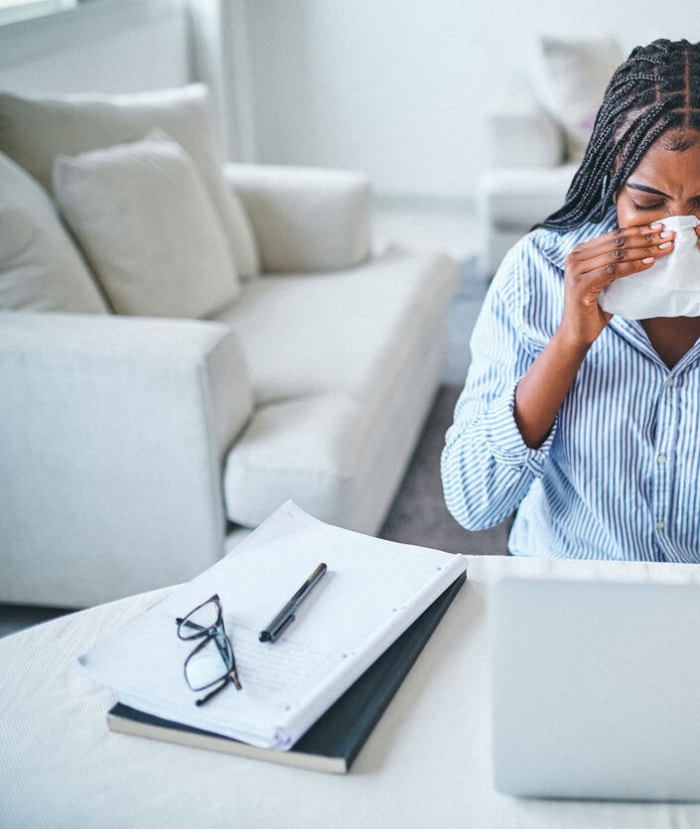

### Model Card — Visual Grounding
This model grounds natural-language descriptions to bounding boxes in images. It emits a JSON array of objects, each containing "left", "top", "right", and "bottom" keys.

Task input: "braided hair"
[{"left": 542, "top": 39, "right": 700, "bottom": 231}]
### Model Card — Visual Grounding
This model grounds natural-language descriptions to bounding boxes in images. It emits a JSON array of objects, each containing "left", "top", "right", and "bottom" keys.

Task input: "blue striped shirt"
[{"left": 441, "top": 207, "right": 700, "bottom": 561}]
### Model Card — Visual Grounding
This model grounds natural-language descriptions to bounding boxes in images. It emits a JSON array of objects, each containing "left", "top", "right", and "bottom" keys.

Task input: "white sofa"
[
  {"left": 476, "top": 35, "right": 623, "bottom": 274},
  {"left": 0, "top": 85, "right": 459, "bottom": 608}
]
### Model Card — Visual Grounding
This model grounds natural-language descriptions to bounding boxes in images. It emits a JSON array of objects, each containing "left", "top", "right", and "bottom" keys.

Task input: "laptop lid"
[{"left": 491, "top": 577, "right": 700, "bottom": 802}]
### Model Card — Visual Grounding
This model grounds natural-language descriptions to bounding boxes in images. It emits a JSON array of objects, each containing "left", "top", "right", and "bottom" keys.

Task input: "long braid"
[{"left": 542, "top": 39, "right": 700, "bottom": 231}]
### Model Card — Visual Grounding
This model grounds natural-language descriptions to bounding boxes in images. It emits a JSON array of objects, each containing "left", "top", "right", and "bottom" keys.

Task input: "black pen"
[{"left": 259, "top": 562, "right": 327, "bottom": 643}]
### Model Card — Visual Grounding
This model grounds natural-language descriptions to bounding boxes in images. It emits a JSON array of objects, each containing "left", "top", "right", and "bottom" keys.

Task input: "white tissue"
[{"left": 598, "top": 215, "right": 700, "bottom": 319}]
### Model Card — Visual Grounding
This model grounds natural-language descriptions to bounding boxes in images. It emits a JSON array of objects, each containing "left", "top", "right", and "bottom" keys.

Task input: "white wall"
[
  {"left": 243, "top": 0, "right": 700, "bottom": 202},
  {"left": 0, "top": 0, "right": 191, "bottom": 94},
  {"left": 1, "top": 0, "right": 698, "bottom": 203},
  {"left": 0, "top": 0, "right": 255, "bottom": 159}
]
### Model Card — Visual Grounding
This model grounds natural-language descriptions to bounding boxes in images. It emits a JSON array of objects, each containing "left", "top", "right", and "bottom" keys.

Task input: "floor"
[{"left": 0, "top": 199, "right": 484, "bottom": 640}]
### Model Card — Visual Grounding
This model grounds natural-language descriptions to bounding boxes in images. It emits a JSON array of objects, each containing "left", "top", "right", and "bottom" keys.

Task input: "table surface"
[{"left": 4, "top": 553, "right": 700, "bottom": 829}]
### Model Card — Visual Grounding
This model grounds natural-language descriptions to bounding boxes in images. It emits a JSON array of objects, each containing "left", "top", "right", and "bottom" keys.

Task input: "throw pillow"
[
  {"left": 0, "top": 150, "right": 109, "bottom": 313},
  {"left": 0, "top": 84, "right": 260, "bottom": 277},
  {"left": 531, "top": 35, "right": 624, "bottom": 163},
  {"left": 52, "top": 131, "right": 240, "bottom": 319}
]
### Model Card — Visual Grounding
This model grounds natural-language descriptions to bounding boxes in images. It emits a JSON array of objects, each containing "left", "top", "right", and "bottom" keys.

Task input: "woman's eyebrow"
[{"left": 625, "top": 182, "right": 669, "bottom": 197}]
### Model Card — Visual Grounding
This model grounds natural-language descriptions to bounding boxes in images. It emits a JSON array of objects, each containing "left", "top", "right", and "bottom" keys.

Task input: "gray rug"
[{"left": 379, "top": 384, "right": 511, "bottom": 555}]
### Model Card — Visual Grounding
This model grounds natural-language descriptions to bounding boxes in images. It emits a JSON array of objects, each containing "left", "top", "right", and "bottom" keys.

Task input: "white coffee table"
[{"left": 3, "top": 554, "right": 700, "bottom": 828}]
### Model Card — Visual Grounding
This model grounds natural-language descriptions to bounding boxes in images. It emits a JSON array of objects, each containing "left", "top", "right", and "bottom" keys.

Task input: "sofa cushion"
[
  {"left": 52, "top": 131, "right": 240, "bottom": 319},
  {"left": 217, "top": 247, "right": 459, "bottom": 529},
  {"left": 531, "top": 35, "right": 623, "bottom": 163},
  {"left": 0, "top": 85, "right": 260, "bottom": 277},
  {"left": 213, "top": 251, "right": 447, "bottom": 404},
  {"left": 0, "top": 150, "right": 109, "bottom": 313}
]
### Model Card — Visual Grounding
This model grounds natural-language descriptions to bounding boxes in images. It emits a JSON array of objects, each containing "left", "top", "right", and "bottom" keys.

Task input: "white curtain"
[{"left": 187, "top": 0, "right": 256, "bottom": 162}]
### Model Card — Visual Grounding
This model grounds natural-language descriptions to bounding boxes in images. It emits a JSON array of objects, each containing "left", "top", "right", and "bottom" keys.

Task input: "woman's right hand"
[
  {"left": 560, "top": 223, "right": 674, "bottom": 347},
  {"left": 513, "top": 223, "right": 673, "bottom": 448}
]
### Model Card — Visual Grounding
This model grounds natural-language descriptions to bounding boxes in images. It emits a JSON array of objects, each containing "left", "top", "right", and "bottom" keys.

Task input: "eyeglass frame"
[{"left": 175, "top": 593, "right": 242, "bottom": 706}]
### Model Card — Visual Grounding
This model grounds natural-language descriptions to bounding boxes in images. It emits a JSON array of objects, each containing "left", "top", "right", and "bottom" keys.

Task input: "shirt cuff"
[{"left": 483, "top": 385, "right": 556, "bottom": 475}]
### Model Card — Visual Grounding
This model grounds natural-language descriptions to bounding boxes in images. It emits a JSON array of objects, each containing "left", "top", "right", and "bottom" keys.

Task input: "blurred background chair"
[{"left": 477, "top": 34, "right": 624, "bottom": 274}]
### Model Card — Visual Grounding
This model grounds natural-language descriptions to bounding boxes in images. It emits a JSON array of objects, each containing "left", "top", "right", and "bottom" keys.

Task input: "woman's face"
[{"left": 616, "top": 130, "right": 700, "bottom": 229}]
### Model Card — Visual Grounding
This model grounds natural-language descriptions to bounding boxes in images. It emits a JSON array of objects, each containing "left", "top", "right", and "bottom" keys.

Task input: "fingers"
[
  {"left": 560, "top": 223, "right": 682, "bottom": 347},
  {"left": 568, "top": 224, "right": 674, "bottom": 284}
]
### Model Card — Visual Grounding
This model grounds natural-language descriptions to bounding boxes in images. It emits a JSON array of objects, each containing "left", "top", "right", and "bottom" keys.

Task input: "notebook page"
[{"left": 77, "top": 502, "right": 467, "bottom": 748}]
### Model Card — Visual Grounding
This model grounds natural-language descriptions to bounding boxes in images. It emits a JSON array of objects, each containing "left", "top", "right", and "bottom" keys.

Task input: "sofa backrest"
[{"left": 0, "top": 85, "right": 263, "bottom": 318}]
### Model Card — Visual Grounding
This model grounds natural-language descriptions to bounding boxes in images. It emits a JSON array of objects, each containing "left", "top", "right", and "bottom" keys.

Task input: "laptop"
[{"left": 490, "top": 577, "right": 700, "bottom": 801}]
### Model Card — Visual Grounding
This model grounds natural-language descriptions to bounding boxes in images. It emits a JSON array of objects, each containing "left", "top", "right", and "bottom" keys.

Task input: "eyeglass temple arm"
[
  {"left": 176, "top": 617, "right": 206, "bottom": 633},
  {"left": 195, "top": 667, "right": 242, "bottom": 707}
]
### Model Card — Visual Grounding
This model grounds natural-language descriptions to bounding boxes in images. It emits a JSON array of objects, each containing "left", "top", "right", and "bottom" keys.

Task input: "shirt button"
[
  {"left": 666, "top": 377, "right": 676, "bottom": 388},
  {"left": 656, "top": 521, "right": 666, "bottom": 531},
  {"left": 657, "top": 453, "right": 667, "bottom": 464}
]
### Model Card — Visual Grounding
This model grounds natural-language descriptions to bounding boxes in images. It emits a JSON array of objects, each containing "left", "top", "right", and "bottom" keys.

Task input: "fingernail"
[
  {"left": 643, "top": 257, "right": 655, "bottom": 264},
  {"left": 660, "top": 231, "right": 673, "bottom": 238},
  {"left": 659, "top": 241, "right": 673, "bottom": 249}
]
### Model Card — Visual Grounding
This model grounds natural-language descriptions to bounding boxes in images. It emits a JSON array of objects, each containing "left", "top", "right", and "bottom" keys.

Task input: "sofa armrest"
[
  {"left": 224, "top": 163, "right": 372, "bottom": 273},
  {"left": 0, "top": 312, "right": 252, "bottom": 607},
  {"left": 486, "top": 79, "right": 564, "bottom": 168}
]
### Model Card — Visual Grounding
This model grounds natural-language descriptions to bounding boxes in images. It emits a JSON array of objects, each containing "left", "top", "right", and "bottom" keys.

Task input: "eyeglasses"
[{"left": 176, "top": 594, "right": 242, "bottom": 706}]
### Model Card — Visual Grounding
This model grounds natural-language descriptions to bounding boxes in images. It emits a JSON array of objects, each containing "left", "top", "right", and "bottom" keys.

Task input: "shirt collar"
[{"left": 608, "top": 315, "right": 700, "bottom": 373}]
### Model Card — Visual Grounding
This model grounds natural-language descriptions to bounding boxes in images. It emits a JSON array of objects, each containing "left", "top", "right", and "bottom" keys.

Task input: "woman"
[{"left": 441, "top": 39, "right": 700, "bottom": 561}]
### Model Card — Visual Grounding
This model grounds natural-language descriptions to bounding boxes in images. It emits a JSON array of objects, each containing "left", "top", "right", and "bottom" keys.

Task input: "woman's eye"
[{"left": 633, "top": 201, "right": 664, "bottom": 212}]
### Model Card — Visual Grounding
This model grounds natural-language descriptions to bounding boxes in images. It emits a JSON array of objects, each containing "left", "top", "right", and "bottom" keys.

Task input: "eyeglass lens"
[{"left": 176, "top": 595, "right": 242, "bottom": 704}]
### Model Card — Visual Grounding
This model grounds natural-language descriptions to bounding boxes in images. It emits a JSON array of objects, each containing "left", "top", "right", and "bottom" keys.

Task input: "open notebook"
[{"left": 78, "top": 501, "right": 467, "bottom": 750}]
